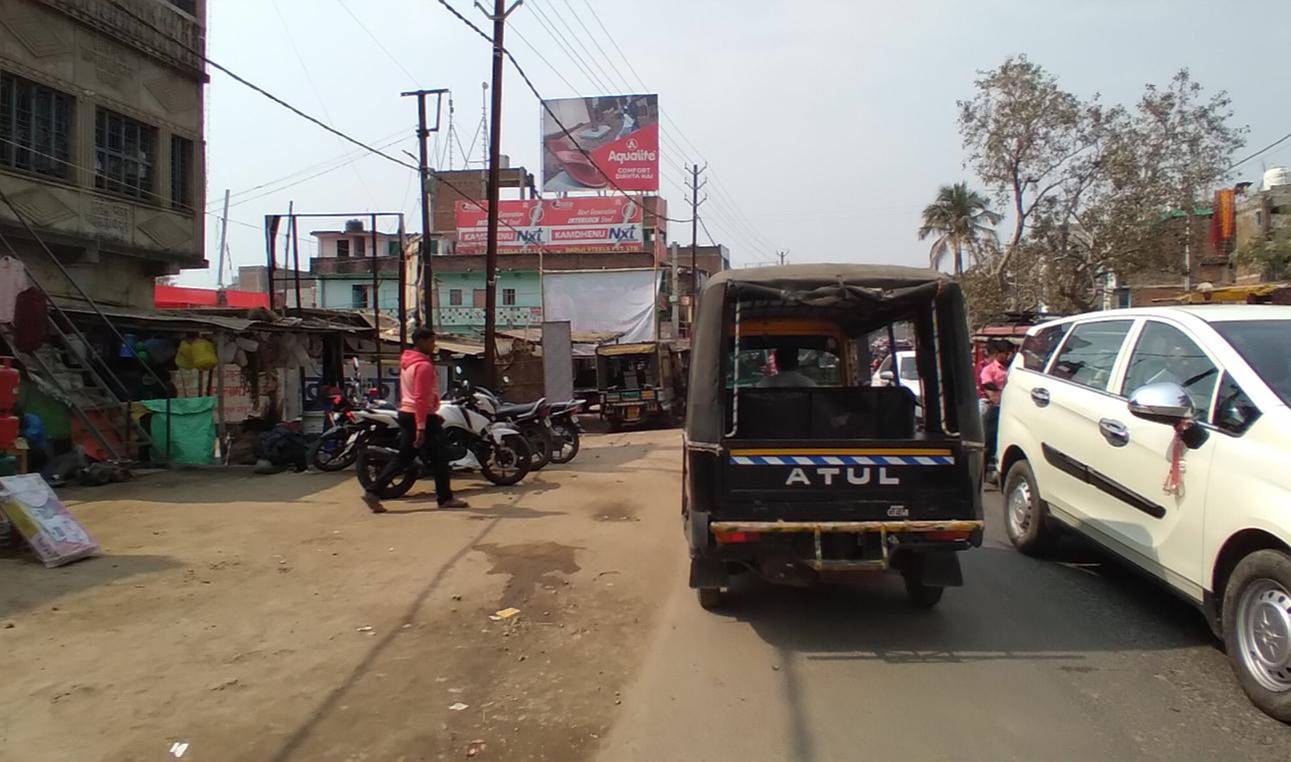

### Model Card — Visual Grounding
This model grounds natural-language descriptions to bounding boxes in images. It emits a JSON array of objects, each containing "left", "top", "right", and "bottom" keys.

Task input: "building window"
[
  {"left": 95, "top": 108, "right": 156, "bottom": 200},
  {"left": 473, "top": 289, "right": 487, "bottom": 308},
  {"left": 336, "top": 239, "right": 350, "bottom": 258},
  {"left": 449, "top": 288, "right": 462, "bottom": 306},
  {"left": 353, "top": 236, "right": 366, "bottom": 258},
  {"left": 502, "top": 288, "right": 516, "bottom": 306},
  {"left": 351, "top": 284, "right": 369, "bottom": 309},
  {"left": 387, "top": 239, "right": 400, "bottom": 256},
  {"left": 0, "top": 72, "right": 73, "bottom": 179},
  {"left": 170, "top": 135, "right": 193, "bottom": 210}
]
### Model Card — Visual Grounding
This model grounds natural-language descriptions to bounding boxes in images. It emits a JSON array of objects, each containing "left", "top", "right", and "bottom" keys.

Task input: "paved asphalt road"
[{"left": 597, "top": 491, "right": 1291, "bottom": 762}]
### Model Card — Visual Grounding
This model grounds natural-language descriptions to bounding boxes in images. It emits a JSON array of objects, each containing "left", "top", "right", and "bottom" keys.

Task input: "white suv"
[{"left": 996, "top": 305, "right": 1291, "bottom": 721}]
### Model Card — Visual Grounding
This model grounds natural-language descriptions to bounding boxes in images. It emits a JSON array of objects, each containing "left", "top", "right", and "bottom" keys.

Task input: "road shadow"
[
  {"left": 0, "top": 552, "right": 180, "bottom": 618},
  {"left": 728, "top": 543, "right": 1211, "bottom": 663},
  {"left": 560, "top": 441, "right": 665, "bottom": 474},
  {"left": 57, "top": 468, "right": 355, "bottom": 506}
]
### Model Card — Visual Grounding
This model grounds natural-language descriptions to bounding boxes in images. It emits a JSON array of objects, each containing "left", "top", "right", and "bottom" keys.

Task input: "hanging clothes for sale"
[
  {"left": 0, "top": 256, "right": 30, "bottom": 323},
  {"left": 12, "top": 287, "right": 48, "bottom": 352}
]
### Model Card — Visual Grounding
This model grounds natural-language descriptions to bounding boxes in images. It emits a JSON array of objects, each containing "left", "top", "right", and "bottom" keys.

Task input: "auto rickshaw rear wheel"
[
  {"left": 903, "top": 573, "right": 944, "bottom": 608},
  {"left": 697, "top": 587, "right": 723, "bottom": 609}
]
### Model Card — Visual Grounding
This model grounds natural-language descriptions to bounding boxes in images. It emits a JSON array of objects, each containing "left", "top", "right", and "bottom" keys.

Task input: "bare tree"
[{"left": 959, "top": 58, "right": 1245, "bottom": 310}]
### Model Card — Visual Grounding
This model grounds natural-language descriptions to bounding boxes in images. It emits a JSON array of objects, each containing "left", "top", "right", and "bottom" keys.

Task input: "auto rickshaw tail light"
[{"left": 716, "top": 531, "right": 761, "bottom": 544}]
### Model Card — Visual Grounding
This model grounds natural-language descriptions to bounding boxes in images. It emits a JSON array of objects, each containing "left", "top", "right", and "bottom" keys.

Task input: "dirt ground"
[{"left": 0, "top": 429, "right": 684, "bottom": 762}]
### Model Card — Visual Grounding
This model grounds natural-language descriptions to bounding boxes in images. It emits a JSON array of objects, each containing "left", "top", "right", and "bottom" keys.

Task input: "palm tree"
[{"left": 918, "top": 183, "right": 1002, "bottom": 274}]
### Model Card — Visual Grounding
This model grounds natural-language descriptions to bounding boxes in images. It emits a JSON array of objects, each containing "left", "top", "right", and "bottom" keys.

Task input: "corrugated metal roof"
[
  {"left": 597, "top": 341, "right": 658, "bottom": 356},
  {"left": 55, "top": 302, "right": 366, "bottom": 334}
]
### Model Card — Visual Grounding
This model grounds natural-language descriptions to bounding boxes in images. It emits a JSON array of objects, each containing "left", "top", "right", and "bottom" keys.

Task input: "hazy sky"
[{"left": 191, "top": 0, "right": 1291, "bottom": 286}]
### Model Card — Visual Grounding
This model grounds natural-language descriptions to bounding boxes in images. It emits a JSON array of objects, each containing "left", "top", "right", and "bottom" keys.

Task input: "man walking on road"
[
  {"left": 362, "top": 327, "right": 468, "bottom": 513},
  {"left": 979, "top": 339, "right": 1013, "bottom": 481}
]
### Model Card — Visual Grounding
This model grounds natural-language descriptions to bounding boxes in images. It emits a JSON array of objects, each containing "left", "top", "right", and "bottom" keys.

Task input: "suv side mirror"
[
  {"left": 879, "top": 370, "right": 894, "bottom": 382},
  {"left": 1127, "top": 382, "right": 1195, "bottom": 426}
]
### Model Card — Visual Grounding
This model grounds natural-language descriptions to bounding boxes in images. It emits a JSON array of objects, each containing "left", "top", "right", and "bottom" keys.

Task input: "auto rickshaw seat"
[{"left": 728, "top": 386, "right": 917, "bottom": 439}]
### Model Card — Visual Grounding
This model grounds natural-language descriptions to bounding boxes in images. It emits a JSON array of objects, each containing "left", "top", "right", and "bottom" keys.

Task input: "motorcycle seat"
[
  {"left": 495, "top": 400, "right": 542, "bottom": 418},
  {"left": 368, "top": 400, "right": 398, "bottom": 411}
]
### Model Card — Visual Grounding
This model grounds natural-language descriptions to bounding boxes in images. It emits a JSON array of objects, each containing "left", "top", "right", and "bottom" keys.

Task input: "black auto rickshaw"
[
  {"left": 682, "top": 264, "right": 984, "bottom": 608},
  {"left": 596, "top": 341, "right": 681, "bottom": 430}
]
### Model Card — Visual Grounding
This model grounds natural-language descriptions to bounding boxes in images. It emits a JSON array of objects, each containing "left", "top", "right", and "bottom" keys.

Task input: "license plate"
[{"left": 623, "top": 406, "right": 641, "bottom": 421}]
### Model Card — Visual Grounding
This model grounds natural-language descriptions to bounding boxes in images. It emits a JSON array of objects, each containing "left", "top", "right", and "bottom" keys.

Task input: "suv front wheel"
[
  {"left": 1002, "top": 460, "right": 1060, "bottom": 556},
  {"left": 1223, "top": 549, "right": 1291, "bottom": 722}
]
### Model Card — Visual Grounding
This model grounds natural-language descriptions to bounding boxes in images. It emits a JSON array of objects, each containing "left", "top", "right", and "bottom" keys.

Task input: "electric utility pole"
[
  {"left": 777, "top": 250, "right": 788, "bottom": 265},
  {"left": 400, "top": 88, "right": 447, "bottom": 332},
  {"left": 687, "top": 163, "right": 707, "bottom": 310},
  {"left": 479, "top": 0, "right": 522, "bottom": 389}
]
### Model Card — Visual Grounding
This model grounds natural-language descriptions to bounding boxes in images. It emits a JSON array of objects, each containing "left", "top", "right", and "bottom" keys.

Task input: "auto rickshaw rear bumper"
[{"left": 688, "top": 517, "right": 983, "bottom": 588}]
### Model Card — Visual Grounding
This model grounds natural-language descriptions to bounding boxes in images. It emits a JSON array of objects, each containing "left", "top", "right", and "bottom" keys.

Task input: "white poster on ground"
[{"left": 542, "top": 270, "right": 659, "bottom": 345}]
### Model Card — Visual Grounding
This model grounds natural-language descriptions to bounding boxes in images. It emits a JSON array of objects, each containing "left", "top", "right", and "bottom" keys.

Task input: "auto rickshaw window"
[{"left": 726, "top": 341, "right": 842, "bottom": 388}]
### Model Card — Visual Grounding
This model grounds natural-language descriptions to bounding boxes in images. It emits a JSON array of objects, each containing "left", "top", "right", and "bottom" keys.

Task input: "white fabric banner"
[{"left": 542, "top": 270, "right": 658, "bottom": 344}]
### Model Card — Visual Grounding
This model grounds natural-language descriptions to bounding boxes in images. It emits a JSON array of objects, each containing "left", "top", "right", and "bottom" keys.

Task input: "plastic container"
[
  {"left": 0, "top": 415, "right": 16, "bottom": 450},
  {"left": 0, "top": 357, "right": 18, "bottom": 410}
]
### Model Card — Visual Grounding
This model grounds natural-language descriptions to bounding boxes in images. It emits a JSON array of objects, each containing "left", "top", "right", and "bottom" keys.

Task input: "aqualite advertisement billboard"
[{"left": 540, "top": 94, "right": 659, "bottom": 193}]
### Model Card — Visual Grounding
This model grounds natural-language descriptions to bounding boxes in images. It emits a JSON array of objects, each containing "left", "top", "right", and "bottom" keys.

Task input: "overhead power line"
[
  {"left": 104, "top": 0, "right": 645, "bottom": 263},
  {"left": 434, "top": 0, "right": 691, "bottom": 225},
  {"left": 1228, "top": 129, "right": 1291, "bottom": 173},
  {"left": 335, "top": 0, "right": 422, "bottom": 86},
  {"left": 543, "top": 0, "right": 780, "bottom": 254}
]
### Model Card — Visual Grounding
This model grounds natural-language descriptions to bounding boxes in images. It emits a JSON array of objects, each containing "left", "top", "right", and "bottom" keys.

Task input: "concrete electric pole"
[{"left": 687, "top": 163, "right": 707, "bottom": 314}]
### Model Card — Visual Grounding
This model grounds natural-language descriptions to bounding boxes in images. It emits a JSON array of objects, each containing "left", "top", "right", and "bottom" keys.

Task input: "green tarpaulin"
[{"left": 140, "top": 397, "right": 216, "bottom": 465}]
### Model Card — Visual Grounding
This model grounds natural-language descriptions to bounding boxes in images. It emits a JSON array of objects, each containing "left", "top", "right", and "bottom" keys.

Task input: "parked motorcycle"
[
  {"left": 469, "top": 386, "right": 553, "bottom": 471},
  {"left": 353, "top": 384, "right": 531, "bottom": 499},
  {"left": 307, "top": 358, "right": 370, "bottom": 472},
  {"left": 547, "top": 399, "right": 586, "bottom": 464}
]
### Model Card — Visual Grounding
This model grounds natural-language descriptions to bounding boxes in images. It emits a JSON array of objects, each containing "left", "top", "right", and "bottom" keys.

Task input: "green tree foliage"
[
  {"left": 917, "top": 182, "right": 1002, "bottom": 274},
  {"left": 1235, "top": 224, "right": 1291, "bottom": 282}
]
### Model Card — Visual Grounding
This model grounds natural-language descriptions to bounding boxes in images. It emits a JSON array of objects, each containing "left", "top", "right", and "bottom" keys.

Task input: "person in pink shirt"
[
  {"left": 979, "top": 340, "right": 1014, "bottom": 480},
  {"left": 362, "top": 327, "right": 468, "bottom": 513}
]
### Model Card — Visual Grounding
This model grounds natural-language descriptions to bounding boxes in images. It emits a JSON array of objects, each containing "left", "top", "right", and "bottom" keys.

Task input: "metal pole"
[
  {"left": 215, "top": 331, "right": 227, "bottom": 465},
  {"left": 402, "top": 89, "right": 447, "bottom": 334},
  {"left": 215, "top": 188, "right": 230, "bottom": 289},
  {"left": 482, "top": 0, "right": 511, "bottom": 390},
  {"left": 265, "top": 215, "right": 278, "bottom": 310},
  {"left": 398, "top": 212, "right": 407, "bottom": 351},
  {"left": 291, "top": 206, "right": 302, "bottom": 314},
  {"left": 371, "top": 213, "right": 382, "bottom": 392},
  {"left": 670, "top": 242, "right": 679, "bottom": 339},
  {"left": 690, "top": 164, "right": 704, "bottom": 320}
]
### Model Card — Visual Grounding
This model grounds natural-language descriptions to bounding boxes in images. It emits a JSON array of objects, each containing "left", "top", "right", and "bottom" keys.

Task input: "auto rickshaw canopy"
[{"left": 685, "top": 263, "right": 981, "bottom": 445}]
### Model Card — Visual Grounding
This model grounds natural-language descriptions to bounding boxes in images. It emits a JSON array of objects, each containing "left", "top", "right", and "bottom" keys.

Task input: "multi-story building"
[
  {"left": 0, "top": 0, "right": 207, "bottom": 309},
  {"left": 309, "top": 218, "right": 405, "bottom": 314},
  {"left": 426, "top": 165, "right": 684, "bottom": 336},
  {"left": 1234, "top": 168, "right": 1290, "bottom": 284}
]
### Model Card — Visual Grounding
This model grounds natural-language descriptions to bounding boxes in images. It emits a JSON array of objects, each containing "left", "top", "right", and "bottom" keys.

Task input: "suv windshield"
[{"left": 1212, "top": 320, "right": 1291, "bottom": 406}]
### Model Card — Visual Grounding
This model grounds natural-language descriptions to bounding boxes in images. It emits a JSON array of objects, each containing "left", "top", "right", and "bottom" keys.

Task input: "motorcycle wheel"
[
  {"left": 308, "top": 427, "right": 357, "bottom": 472},
  {"left": 549, "top": 420, "right": 580, "bottom": 464},
  {"left": 521, "top": 422, "right": 553, "bottom": 471},
  {"left": 480, "top": 433, "right": 532, "bottom": 486},
  {"left": 355, "top": 443, "right": 419, "bottom": 499}
]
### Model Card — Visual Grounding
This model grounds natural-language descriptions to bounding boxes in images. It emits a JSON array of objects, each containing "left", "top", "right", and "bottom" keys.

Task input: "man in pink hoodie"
[{"left": 362, "top": 327, "right": 468, "bottom": 513}]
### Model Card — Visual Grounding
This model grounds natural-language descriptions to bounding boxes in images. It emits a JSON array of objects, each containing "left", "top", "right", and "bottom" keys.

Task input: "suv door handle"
[
  {"left": 1030, "top": 387, "right": 1050, "bottom": 407},
  {"left": 1098, "top": 418, "right": 1130, "bottom": 447}
]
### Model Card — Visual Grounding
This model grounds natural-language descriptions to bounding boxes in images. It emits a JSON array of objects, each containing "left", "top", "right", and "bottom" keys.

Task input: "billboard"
[
  {"left": 454, "top": 197, "right": 644, "bottom": 254},
  {"left": 541, "top": 94, "right": 659, "bottom": 193}
]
